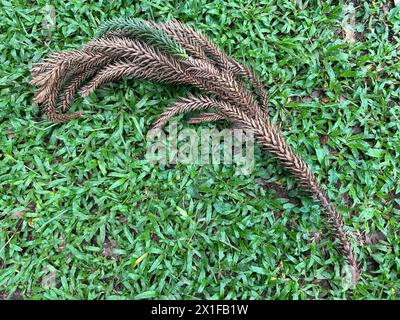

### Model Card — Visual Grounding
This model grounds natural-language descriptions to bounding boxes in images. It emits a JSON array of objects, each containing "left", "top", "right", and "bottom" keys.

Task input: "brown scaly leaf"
[
  {"left": 30, "top": 18, "right": 359, "bottom": 280},
  {"left": 187, "top": 112, "right": 226, "bottom": 124},
  {"left": 152, "top": 94, "right": 218, "bottom": 129},
  {"left": 161, "top": 20, "right": 268, "bottom": 110},
  {"left": 59, "top": 70, "right": 98, "bottom": 112}
]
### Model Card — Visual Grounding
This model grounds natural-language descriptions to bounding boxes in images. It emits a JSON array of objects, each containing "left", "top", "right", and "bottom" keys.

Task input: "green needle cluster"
[{"left": 97, "top": 17, "right": 188, "bottom": 59}]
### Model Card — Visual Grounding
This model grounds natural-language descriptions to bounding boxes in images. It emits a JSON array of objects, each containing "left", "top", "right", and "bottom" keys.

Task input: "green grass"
[{"left": 0, "top": 0, "right": 399, "bottom": 299}]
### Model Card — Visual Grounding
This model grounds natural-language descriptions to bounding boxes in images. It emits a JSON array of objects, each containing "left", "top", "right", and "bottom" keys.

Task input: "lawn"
[{"left": 0, "top": 0, "right": 399, "bottom": 299}]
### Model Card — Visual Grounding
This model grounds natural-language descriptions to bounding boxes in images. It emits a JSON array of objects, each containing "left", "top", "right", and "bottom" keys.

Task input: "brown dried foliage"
[{"left": 30, "top": 19, "right": 359, "bottom": 280}]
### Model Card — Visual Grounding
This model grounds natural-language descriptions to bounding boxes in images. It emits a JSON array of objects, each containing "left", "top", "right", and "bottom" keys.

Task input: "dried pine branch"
[
  {"left": 97, "top": 17, "right": 188, "bottom": 59},
  {"left": 106, "top": 19, "right": 268, "bottom": 111},
  {"left": 151, "top": 94, "right": 218, "bottom": 129},
  {"left": 30, "top": 17, "right": 360, "bottom": 281},
  {"left": 187, "top": 112, "right": 226, "bottom": 124},
  {"left": 160, "top": 20, "right": 268, "bottom": 110},
  {"left": 59, "top": 69, "right": 98, "bottom": 112}
]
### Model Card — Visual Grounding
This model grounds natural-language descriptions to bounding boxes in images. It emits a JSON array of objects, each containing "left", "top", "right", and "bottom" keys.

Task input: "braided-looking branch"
[{"left": 30, "top": 17, "right": 360, "bottom": 282}]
